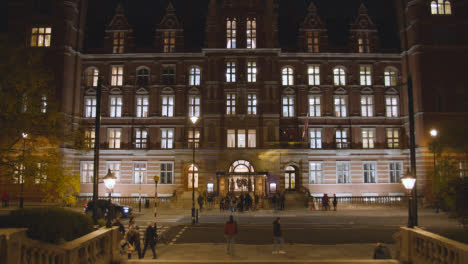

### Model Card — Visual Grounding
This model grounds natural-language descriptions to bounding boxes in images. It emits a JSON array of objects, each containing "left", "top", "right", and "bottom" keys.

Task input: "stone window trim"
[
  {"left": 282, "top": 66, "right": 294, "bottom": 86},
  {"left": 333, "top": 66, "right": 347, "bottom": 86},
  {"left": 30, "top": 26, "right": 52, "bottom": 47}
]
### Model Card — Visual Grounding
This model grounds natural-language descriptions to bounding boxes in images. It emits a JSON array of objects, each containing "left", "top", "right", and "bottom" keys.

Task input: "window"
[
  {"left": 135, "top": 95, "right": 149, "bottom": 118},
  {"left": 226, "top": 129, "right": 255, "bottom": 148},
  {"left": 226, "top": 93, "right": 236, "bottom": 115},
  {"left": 85, "top": 68, "right": 99, "bottom": 87},
  {"left": 113, "top": 32, "right": 125, "bottom": 53},
  {"left": 384, "top": 68, "right": 398, "bottom": 86},
  {"left": 431, "top": 0, "right": 451, "bottom": 15},
  {"left": 459, "top": 160, "right": 467, "bottom": 178},
  {"left": 363, "top": 162, "right": 376, "bottom": 183},
  {"left": 160, "top": 162, "right": 173, "bottom": 184},
  {"left": 362, "top": 128, "right": 376, "bottom": 149},
  {"left": 134, "top": 128, "right": 148, "bottom": 149},
  {"left": 227, "top": 129, "right": 235, "bottom": 148},
  {"left": 31, "top": 27, "right": 51, "bottom": 47},
  {"left": 237, "top": 129, "right": 246, "bottom": 148},
  {"left": 282, "top": 67, "right": 294, "bottom": 86},
  {"left": 337, "top": 161, "right": 350, "bottom": 184},
  {"left": 336, "top": 128, "right": 349, "bottom": 149},
  {"left": 85, "top": 128, "right": 95, "bottom": 148},
  {"left": 360, "top": 66, "right": 372, "bottom": 86},
  {"left": 84, "top": 96, "right": 96, "bottom": 118},
  {"left": 358, "top": 33, "right": 370, "bottom": 53},
  {"left": 188, "top": 95, "right": 201, "bottom": 118},
  {"left": 189, "top": 67, "right": 201, "bottom": 86},
  {"left": 247, "top": 94, "right": 257, "bottom": 115},
  {"left": 285, "top": 166, "right": 296, "bottom": 190},
  {"left": 111, "top": 66, "right": 123, "bottom": 86},
  {"left": 308, "top": 66, "right": 320, "bottom": 85},
  {"left": 106, "top": 162, "right": 121, "bottom": 181},
  {"left": 226, "top": 18, "right": 237, "bottom": 48},
  {"left": 334, "top": 95, "right": 347, "bottom": 117},
  {"left": 80, "top": 161, "right": 94, "bottom": 183},
  {"left": 163, "top": 31, "right": 176, "bottom": 53},
  {"left": 309, "top": 162, "right": 323, "bottom": 184},
  {"left": 282, "top": 95, "right": 295, "bottom": 117},
  {"left": 309, "top": 95, "right": 321, "bottom": 117},
  {"left": 246, "top": 18, "right": 256, "bottom": 49},
  {"left": 136, "top": 68, "right": 150, "bottom": 85},
  {"left": 307, "top": 31, "right": 319, "bottom": 53},
  {"left": 207, "top": 183, "right": 214, "bottom": 192},
  {"left": 108, "top": 128, "right": 121, "bottom": 149},
  {"left": 248, "top": 129, "right": 256, "bottom": 148},
  {"left": 22, "top": 95, "right": 28, "bottom": 113},
  {"left": 361, "top": 95, "right": 374, "bottom": 117},
  {"left": 226, "top": 62, "right": 236, "bottom": 82},
  {"left": 40, "top": 95, "right": 47, "bottom": 113},
  {"left": 162, "top": 65, "right": 176, "bottom": 85},
  {"left": 109, "top": 95, "right": 122, "bottom": 118},
  {"left": 188, "top": 164, "right": 198, "bottom": 188},
  {"left": 385, "top": 95, "right": 399, "bottom": 117},
  {"left": 333, "top": 67, "right": 346, "bottom": 86},
  {"left": 133, "top": 162, "right": 147, "bottom": 184},
  {"left": 386, "top": 128, "right": 400, "bottom": 149},
  {"left": 309, "top": 128, "right": 322, "bottom": 149},
  {"left": 247, "top": 61, "right": 257, "bottom": 82},
  {"left": 188, "top": 129, "right": 200, "bottom": 149},
  {"left": 161, "top": 95, "right": 174, "bottom": 117},
  {"left": 389, "top": 161, "right": 403, "bottom": 183},
  {"left": 161, "top": 128, "right": 174, "bottom": 149}
]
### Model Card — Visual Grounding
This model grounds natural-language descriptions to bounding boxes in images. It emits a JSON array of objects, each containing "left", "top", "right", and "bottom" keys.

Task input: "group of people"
[
  {"left": 113, "top": 216, "right": 159, "bottom": 259},
  {"left": 197, "top": 192, "right": 216, "bottom": 211},
  {"left": 311, "top": 193, "right": 338, "bottom": 211},
  {"left": 271, "top": 193, "right": 286, "bottom": 212},
  {"left": 219, "top": 193, "right": 257, "bottom": 212}
]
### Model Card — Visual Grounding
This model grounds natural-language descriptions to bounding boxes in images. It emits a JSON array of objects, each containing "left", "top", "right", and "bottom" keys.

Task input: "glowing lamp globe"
[
  {"left": 103, "top": 169, "right": 117, "bottom": 190},
  {"left": 401, "top": 175, "right": 416, "bottom": 190},
  {"left": 430, "top": 129, "right": 438, "bottom": 137},
  {"left": 190, "top": 116, "right": 199, "bottom": 124}
]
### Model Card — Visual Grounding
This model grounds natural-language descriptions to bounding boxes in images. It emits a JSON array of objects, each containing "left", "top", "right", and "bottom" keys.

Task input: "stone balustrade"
[
  {"left": 0, "top": 227, "right": 122, "bottom": 264},
  {"left": 396, "top": 227, "right": 468, "bottom": 264}
]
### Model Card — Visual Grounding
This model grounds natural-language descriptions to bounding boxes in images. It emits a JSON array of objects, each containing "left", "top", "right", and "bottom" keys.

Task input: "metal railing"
[{"left": 75, "top": 195, "right": 173, "bottom": 208}]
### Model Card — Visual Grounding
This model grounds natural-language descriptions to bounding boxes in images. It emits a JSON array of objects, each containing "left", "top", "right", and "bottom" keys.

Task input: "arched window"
[
  {"left": 85, "top": 67, "right": 99, "bottom": 87},
  {"left": 282, "top": 67, "right": 294, "bottom": 86},
  {"left": 188, "top": 164, "right": 198, "bottom": 188},
  {"left": 384, "top": 67, "right": 398, "bottom": 87},
  {"left": 136, "top": 67, "right": 150, "bottom": 85},
  {"left": 431, "top": 0, "right": 451, "bottom": 15},
  {"left": 333, "top": 67, "right": 346, "bottom": 86},
  {"left": 189, "top": 67, "right": 201, "bottom": 86},
  {"left": 285, "top": 166, "right": 296, "bottom": 191},
  {"left": 229, "top": 160, "right": 254, "bottom": 173}
]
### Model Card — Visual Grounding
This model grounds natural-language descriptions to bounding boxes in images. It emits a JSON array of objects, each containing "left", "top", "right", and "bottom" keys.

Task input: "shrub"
[{"left": 0, "top": 207, "right": 93, "bottom": 244}]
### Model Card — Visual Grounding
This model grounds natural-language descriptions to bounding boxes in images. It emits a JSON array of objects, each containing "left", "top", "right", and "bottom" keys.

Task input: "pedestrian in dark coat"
[
  {"left": 373, "top": 243, "right": 392, "bottom": 259},
  {"left": 224, "top": 215, "right": 238, "bottom": 255},
  {"left": 272, "top": 217, "right": 286, "bottom": 254},
  {"left": 197, "top": 195, "right": 204, "bottom": 212},
  {"left": 322, "top": 194, "right": 330, "bottom": 211},
  {"left": 142, "top": 222, "right": 157, "bottom": 259},
  {"left": 332, "top": 194, "right": 338, "bottom": 211}
]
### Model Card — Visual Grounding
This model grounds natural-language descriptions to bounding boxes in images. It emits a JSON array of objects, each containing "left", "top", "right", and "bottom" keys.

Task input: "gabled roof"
[
  {"left": 106, "top": 3, "right": 131, "bottom": 32},
  {"left": 157, "top": 2, "right": 183, "bottom": 31},
  {"left": 350, "top": 3, "right": 377, "bottom": 31},
  {"left": 300, "top": 2, "right": 326, "bottom": 30}
]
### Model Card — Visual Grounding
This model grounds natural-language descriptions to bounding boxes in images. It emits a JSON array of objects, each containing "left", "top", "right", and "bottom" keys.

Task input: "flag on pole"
[{"left": 302, "top": 112, "right": 309, "bottom": 141}]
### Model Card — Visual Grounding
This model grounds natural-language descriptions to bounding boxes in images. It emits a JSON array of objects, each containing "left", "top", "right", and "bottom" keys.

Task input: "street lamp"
[
  {"left": 103, "top": 169, "right": 117, "bottom": 200},
  {"left": 19, "top": 133, "right": 28, "bottom": 209},
  {"left": 430, "top": 129, "right": 439, "bottom": 213},
  {"left": 154, "top": 175, "right": 159, "bottom": 217},
  {"left": 401, "top": 169, "right": 416, "bottom": 228},
  {"left": 190, "top": 116, "right": 199, "bottom": 225}
]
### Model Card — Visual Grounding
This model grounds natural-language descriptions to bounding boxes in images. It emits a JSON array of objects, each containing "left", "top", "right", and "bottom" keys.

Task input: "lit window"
[
  {"left": 41, "top": 95, "right": 47, "bottom": 113},
  {"left": 309, "top": 128, "right": 322, "bottom": 149},
  {"left": 384, "top": 68, "right": 398, "bottom": 87},
  {"left": 333, "top": 67, "right": 346, "bottom": 86},
  {"left": 282, "top": 95, "right": 295, "bottom": 117},
  {"left": 133, "top": 162, "right": 147, "bottom": 184},
  {"left": 337, "top": 161, "right": 350, "bottom": 184},
  {"left": 188, "top": 95, "right": 201, "bottom": 118},
  {"left": 247, "top": 94, "right": 257, "bottom": 115},
  {"left": 22, "top": 95, "right": 28, "bottom": 113},
  {"left": 227, "top": 129, "right": 236, "bottom": 148},
  {"left": 207, "top": 183, "right": 214, "bottom": 192},
  {"left": 459, "top": 160, "right": 467, "bottom": 178},
  {"left": 282, "top": 67, "right": 294, "bottom": 86},
  {"left": 84, "top": 96, "right": 96, "bottom": 118},
  {"left": 307, "top": 31, "right": 319, "bottom": 53},
  {"left": 248, "top": 129, "right": 256, "bottom": 148},
  {"left": 309, "top": 95, "right": 321, "bottom": 117},
  {"left": 108, "top": 128, "right": 121, "bottom": 149},
  {"left": 163, "top": 31, "right": 176, "bottom": 53},
  {"left": 109, "top": 95, "right": 122, "bottom": 118},
  {"left": 226, "top": 18, "right": 237, "bottom": 48},
  {"left": 362, "top": 128, "right": 376, "bottom": 149},
  {"left": 162, "top": 95, "right": 174, "bottom": 117},
  {"left": 237, "top": 129, "right": 246, "bottom": 148},
  {"left": 389, "top": 162, "right": 402, "bottom": 183},
  {"left": 136, "top": 68, "right": 150, "bottom": 85},
  {"left": 85, "top": 128, "right": 95, "bottom": 148},
  {"left": 334, "top": 95, "right": 347, "bottom": 117},
  {"left": 188, "top": 164, "right": 198, "bottom": 188},
  {"left": 385, "top": 95, "right": 399, "bottom": 117},
  {"left": 188, "top": 129, "right": 200, "bottom": 149},
  {"left": 35, "top": 163, "right": 46, "bottom": 184},
  {"left": 431, "top": 0, "right": 451, "bottom": 15},
  {"left": 111, "top": 66, "right": 124, "bottom": 86},
  {"left": 226, "top": 93, "right": 236, "bottom": 115},
  {"left": 189, "top": 67, "right": 201, "bottom": 86},
  {"left": 31, "top": 27, "right": 51, "bottom": 47},
  {"left": 247, "top": 61, "right": 257, "bottom": 82},
  {"left": 161, "top": 128, "right": 174, "bottom": 149},
  {"left": 247, "top": 18, "right": 256, "bottom": 49},
  {"left": 309, "top": 161, "right": 323, "bottom": 184},
  {"left": 80, "top": 161, "right": 94, "bottom": 183},
  {"left": 361, "top": 95, "right": 374, "bottom": 117},
  {"left": 386, "top": 128, "right": 400, "bottom": 149},
  {"left": 360, "top": 66, "right": 372, "bottom": 86},
  {"left": 136, "top": 95, "right": 149, "bottom": 118},
  {"left": 160, "top": 163, "right": 173, "bottom": 184},
  {"left": 113, "top": 32, "right": 125, "bottom": 53},
  {"left": 335, "top": 128, "right": 349, "bottom": 149},
  {"left": 162, "top": 65, "right": 176, "bottom": 85},
  {"left": 358, "top": 33, "right": 370, "bottom": 53},
  {"left": 226, "top": 62, "right": 236, "bottom": 82},
  {"left": 308, "top": 66, "right": 320, "bottom": 85},
  {"left": 363, "top": 162, "right": 376, "bottom": 183},
  {"left": 134, "top": 128, "right": 148, "bottom": 149},
  {"left": 85, "top": 68, "right": 99, "bottom": 87},
  {"left": 106, "top": 162, "right": 121, "bottom": 182}
]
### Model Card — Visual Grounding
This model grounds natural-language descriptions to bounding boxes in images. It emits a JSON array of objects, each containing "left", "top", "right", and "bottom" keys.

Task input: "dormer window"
[
  {"left": 163, "top": 31, "right": 176, "bottom": 53},
  {"left": 431, "top": 0, "right": 452, "bottom": 15},
  {"left": 246, "top": 18, "right": 256, "bottom": 49},
  {"left": 113, "top": 32, "right": 125, "bottom": 54},
  {"left": 31, "top": 27, "right": 51, "bottom": 47},
  {"left": 226, "top": 18, "right": 237, "bottom": 49},
  {"left": 307, "top": 32, "right": 319, "bottom": 53},
  {"left": 358, "top": 33, "right": 370, "bottom": 53}
]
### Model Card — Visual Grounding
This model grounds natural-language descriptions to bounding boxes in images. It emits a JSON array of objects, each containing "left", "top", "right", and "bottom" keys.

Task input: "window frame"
[
  {"left": 431, "top": 0, "right": 452, "bottom": 15},
  {"left": 133, "top": 162, "right": 147, "bottom": 184},
  {"left": 85, "top": 67, "right": 99, "bottom": 87},
  {"left": 80, "top": 161, "right": 94, "bottom": 183},
  {"left": 84, "top": 96, "right": 97, "bottom": 118},
  {"left": 113, "top": 31, "right": 125, "bottom": 54},
  {"left": 334, "top": 95, "right": 347, "bottom": 117},
  {"left": 246, "top": 17, "right": 257, "bottom": 49},
  {"left": 389, "top": 161, "right": 403, "bottom": 183},
  {"left": 163, "top": 31, "right": 176, "bottom": 53},
  {"left": 136, "top": 67, "right": 150, "bottom": 86},
  {"left": 188, "top": 129, "right": 200, "bottom": 149},
  {"left": 335, "top": 128, "right": 349, "bottom": 149},
  {"left": 363, "top": 161, "right": 377, "bottom": 183},
  {"left": 162, "top": 65, "right": 176, "bottom": 85},
  {"left": 226, "top": 93, "right": 236, "bottom": 115},
  {"left": 385, "top": 95, "right": 399, "bottom": 117},
  {"left": 109, "top": 95, "right": 123, "bottom": 118},
  {"left": 309, "top": 161, "right": 323, "bottom": 184},
  {"left": 188, "top": 94, "right": 201, "bottom": 118},
  {"left": 309, "top": 128, "right": 322, "bottom": 149},
  {"left": 160, "top": 162, "right": 174, "bottom": 184},
  {"left": 189, "top": 67, "right": 201, "bottom": 86},
  {"left": 160, "top": 128, "right": 174, "bottom": 149},
  {"left": 384, "top": 68, "right": 398, "bottom": 87},
  {"left": 135, "top": 95, "right": 149, "bottom": 118},
  {"left": 361, "top": 128, "right": 376, "bottom": 149},
  {"left": 108, "top": 128, "right": 122, "bottom": 149},
  {"left": 360, "top": 94, "right": 374, "bottom": 117},
  {"left": 161, "top": 95, "right": 175, "bottom": 117},
  {"left": 247, "top": 94, "right": 257, "bottom": 115},
  {"left": 308, "top": 95, "right": 321, "bottom": 117},
  {"left": 30, "top": 26, "right": 52, "bottom": 47},
  {"left": 106, "top": 161, "right": 121, "bottom": 182},
  {"left": 226, "top": 62, "right": 236, "bottom": 82},
  {"left": 360, "top": 65, "right": 372, "bottom": 86},
  {"left": 134, "top": 128, "right": 148, "bottom": 149},
  {"left": 282, "top": 95, "right": 295, "bottom": 117},
  {"left": 333, "top": 67, "right": 346, "bottom": 86},
  {"left": 308, "top": 65, "right": 320, "bottom": 86},
  {"left": 337, "top": 161, "right": 351, "bottom": 184},
  {"left": 226, "top": 18, "right": 237, "bottom": 49},
  {"left": 282, "top": 67, "right": 294, "bottom": 86},
  {"left": 307, "top": 31, "right": 319, "bottom": 53},
  {"left": 247, "top": 61, "right": 257, "bottom": 83},
  {"left": 111, "top": 66, "right": 124, "bottom": 86},
  {"left": 386, "top": 128, "right": 400, "bottom": 149}
]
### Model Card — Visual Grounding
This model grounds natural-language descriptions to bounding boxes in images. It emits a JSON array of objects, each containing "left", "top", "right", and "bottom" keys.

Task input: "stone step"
[{"left": 126, "top": 260, "right": 399, "bottom": 263}]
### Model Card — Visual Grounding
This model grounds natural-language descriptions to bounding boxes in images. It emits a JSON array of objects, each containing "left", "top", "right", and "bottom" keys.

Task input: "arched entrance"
[
  {"left": 284, "top": 166, "right": 296, "bottom": 191},
  {"left": 216, "top": 160, "right": 268, "bottom": 196}
]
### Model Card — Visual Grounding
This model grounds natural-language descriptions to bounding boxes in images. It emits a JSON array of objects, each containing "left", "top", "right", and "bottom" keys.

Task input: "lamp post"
[
  {"left": 430, "top": 129, "right": 439, "bottom": 213},
  {"left": 190, "top": 116, "right": 199, "bottom": 225},
  {"left": 92, "top": 77, "right": 103, "bottom": 224},
  {"left": 19, "top": 133, "right": 28, "bottom": 209},
  {"left": 154, "top": 175, "right": 159, "bottom": 217},
  {"left": 430, "top": 129, "right": 438, "bottom": 173},
  {"left": 402, "top": 169, "right": 416, "bottom": 228}
]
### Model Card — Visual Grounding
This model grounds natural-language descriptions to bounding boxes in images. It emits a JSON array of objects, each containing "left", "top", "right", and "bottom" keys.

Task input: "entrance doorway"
[{"left": 285, "top": 166, "right": 296, "bottom": 191}]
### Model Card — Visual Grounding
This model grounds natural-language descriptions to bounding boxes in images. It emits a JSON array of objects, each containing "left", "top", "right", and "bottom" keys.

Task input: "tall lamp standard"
[
  {"left": 430, "top": 129, "right": 438, "bottom": 177},
  {"left": 19, "top": 133, "right": 28, "bottom": 209},
  {"left": 402, "top": 170, "right": 416, "bottom": 228},
  {"left": 154, "top": 175, "right": 159, "bottom": 217},
  {"left": 190, "top": 116, "right": 199, "bottom": 225},
  {"left": 430, "top": 129, "right": 439, "bottom": 213}
]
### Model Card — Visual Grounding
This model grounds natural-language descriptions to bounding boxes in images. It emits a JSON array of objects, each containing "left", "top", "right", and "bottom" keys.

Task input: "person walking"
[
  {"left": 142, "top": 222, "right": 157, "bottom": 259},
  {"left": 272, "top": 217, "right": 286, "bottom": 254},
  {"left": 1, "top": 192, "right": 8, "bottom": 208},
  {"left": 224, "top": 215, "right": 238, "bottom": 255},
  {"left": 332, "top": 194, "right": 338, "bottom": 211},
  {"left": 112, "top": 216, "right": 125, "bottom": 235},
  {"left": 197, "top": 194, "right": 204, "bottom": 212},
  {"left": 126, "top": 228, "right": 142, "bottom": 259},
  {"left": 322, "top": 194, "right": 330, "bottom": 211}
]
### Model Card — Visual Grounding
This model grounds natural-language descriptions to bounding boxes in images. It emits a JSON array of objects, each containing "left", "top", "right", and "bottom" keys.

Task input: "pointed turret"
[
  {"left": 155, "top": 2, "right": 184, "bottom": 52},
  {"left": 349, "top": 3, "right": 379, "bottom": 53},
  {"left": 298, "top": 2, "right": 327, "bottom": 52},
  {"left": 104, "top": 2, "right": 133, "bottom": 53}
]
